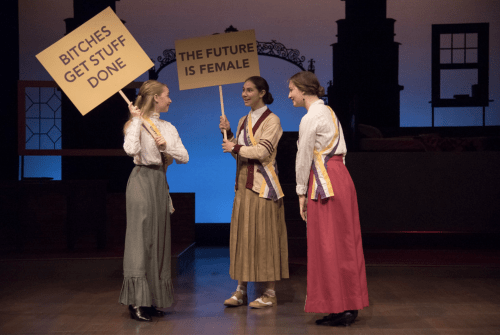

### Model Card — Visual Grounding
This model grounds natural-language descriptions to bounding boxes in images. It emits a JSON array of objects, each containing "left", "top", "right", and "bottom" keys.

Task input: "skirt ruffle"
[
  {"left": 119, "top": 277, "right": 153, "bottom": 307},
  {"left": 154, "top": 277, "right": 174, "bottom": 308},
  {"left": 118, "top": 165, "right": 173, "bottom": 308}
]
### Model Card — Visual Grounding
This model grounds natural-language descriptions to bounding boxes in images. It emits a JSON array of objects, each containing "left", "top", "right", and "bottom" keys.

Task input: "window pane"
[
  {"left": 440, "top": 49, "right": 451, "bottom": 64},
  {"left": 452, "top": 33, "right": 465, "bottom": 48},
  {"left": 41, "top": 104, "right": 55, "bottom": 119},
  {"left": 453, "top": 49, "right": 465, "bottom": 63},
  {"left": 466, "top": 33, "right": 478, "bottom": 48},
  {"left": 41, "top": 134, "right": 55, "bottom": 149},
  {"left": 440, "top": 34, "right": 451, "bottom": 48},
  {"left": 466, "top": 49, "right": 478, "bottom": 63},
  {"left": 440, "top": 69, "right": 477, "bottom": 99}
]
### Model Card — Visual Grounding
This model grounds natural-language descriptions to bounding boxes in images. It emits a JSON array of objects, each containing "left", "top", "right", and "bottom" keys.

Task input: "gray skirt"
[{"left": 118, "top": 165, "right": 173, "bottom": 308}]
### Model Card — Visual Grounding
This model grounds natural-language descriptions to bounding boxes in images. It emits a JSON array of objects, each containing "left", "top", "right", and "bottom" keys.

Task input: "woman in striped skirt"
[
  {"left": 119, "top": 80, "right": 189, "bottom": 321},
  {"left": 220, "top": 76, "right": 289, "bottom": 309}
]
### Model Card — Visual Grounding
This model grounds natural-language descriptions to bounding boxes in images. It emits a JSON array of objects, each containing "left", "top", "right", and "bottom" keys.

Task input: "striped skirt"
[
  {"left": 229, "top": 162, "right": 289, "bottom": 282},
  {"left": 118, "top": 165, "right": 173, "bottom": 308}
]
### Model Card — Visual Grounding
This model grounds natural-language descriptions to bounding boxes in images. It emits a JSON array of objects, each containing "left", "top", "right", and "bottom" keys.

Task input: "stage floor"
[{"left": 1, "top": 247, "right": 500, "bottom": 334}]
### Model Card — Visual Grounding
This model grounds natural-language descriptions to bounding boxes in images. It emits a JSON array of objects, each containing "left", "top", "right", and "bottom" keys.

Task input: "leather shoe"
[
  {"left": 315, "top": 312, "right": 342, "bottom": 325},
  {"left": 327, "top": 310, "right": 358, "bottom": 327},
  {"left": 128, "top": 305, "right": 152, "bottom": 322},
  {"left": 145, "top": 305, "right": 165, "bottom": 317}
]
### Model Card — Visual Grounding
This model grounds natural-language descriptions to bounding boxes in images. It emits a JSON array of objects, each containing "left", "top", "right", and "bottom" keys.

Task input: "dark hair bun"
[
  {"left": 317, "top": 86, "right": 325, "bottom": 97},
  {"left": 245, "top": 76, "right": 273, "bottom": 105},
  {"left": 263, "top": 92, "right": 274, "bottom": 105}
]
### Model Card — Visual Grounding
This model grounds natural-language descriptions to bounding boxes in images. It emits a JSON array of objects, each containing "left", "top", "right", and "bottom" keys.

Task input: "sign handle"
[
  {"left": 219, "top": 85, "right": 227, "bottom": 140},
  {"left": 119, "top": 89, "right": 155, "bottom": 139},
  {"left": 119, "top": 89, "right": 131, "bottom": 105}
]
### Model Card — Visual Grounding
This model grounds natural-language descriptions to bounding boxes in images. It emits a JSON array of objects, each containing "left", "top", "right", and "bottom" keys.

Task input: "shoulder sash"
[{"left": 311, "top": 106, "right": 340, "bottom": 200}]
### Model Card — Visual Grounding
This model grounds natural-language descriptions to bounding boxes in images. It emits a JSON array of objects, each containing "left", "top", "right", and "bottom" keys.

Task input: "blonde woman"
[
  {"left": 288, "top": 71, "right": 368, "bottom": 326},
  {"left": 220, "top": 76, "right": 289, "bottom": 309},
  {"left": 119, "top": 80, "right": 188, "bottom": 321}
]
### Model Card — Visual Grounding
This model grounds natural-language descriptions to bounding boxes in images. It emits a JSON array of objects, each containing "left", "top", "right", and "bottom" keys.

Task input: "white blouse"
[
  {"left": 123, "top": 114, "right": 189, "bottom": 166},
  {"left": 295, "top": 99, "right": 347, "bottom": 195}
]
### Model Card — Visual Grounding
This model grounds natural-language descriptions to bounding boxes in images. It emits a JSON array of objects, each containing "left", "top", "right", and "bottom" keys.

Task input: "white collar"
[
  {"left": 311, "top": 99, "right": 324, "bottom": 107},
  {"left": 250, "top": 105, "right": 268, "bottom": 121},
  {"left": 307, "top": 99, "right": 325, "bottom": 112}
]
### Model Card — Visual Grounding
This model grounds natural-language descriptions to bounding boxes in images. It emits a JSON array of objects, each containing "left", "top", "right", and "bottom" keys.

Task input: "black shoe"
[
  {"left": 128, "top": 305, "right": 152, "bottom": 322},
  {"left": 144, "top": 305, "right": 165, "bottom": 317},
  {"left": 315, "top": 312, "right": 342, "bottom": 325},
  {"left": 327, "top": 310, "right": 358, "bottom": 327}
]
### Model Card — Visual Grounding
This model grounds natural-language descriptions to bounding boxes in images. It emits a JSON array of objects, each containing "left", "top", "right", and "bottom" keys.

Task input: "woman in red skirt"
[{"left": 288, "top": 71, "right": 369, "bottom": 327}]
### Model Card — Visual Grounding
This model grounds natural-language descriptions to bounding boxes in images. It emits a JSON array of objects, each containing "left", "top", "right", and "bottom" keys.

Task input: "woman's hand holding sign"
[
  {"left": 219, "top": 115, "right": 230, "bottom": 133},
  {"left": 128, "top": 102, "right": 143, "bottom": 118},
  {"left": 222, "top": 139, "right": 235, "bottom": 153},
  {"left": 128, "top": 102, "right": 166, "bottom": 150},
  {"left": 155, "top": 136, "right": 167, "bottom": 151},
  {"left": 220, "top": 116, "right": 234, "bottom": 153}
]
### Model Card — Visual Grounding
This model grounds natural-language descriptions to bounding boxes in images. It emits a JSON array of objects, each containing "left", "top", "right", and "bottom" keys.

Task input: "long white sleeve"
[
  {"left": 123, "top": 116, "right": 189, "bottom": 166},
  {"left": 160, "top": 122, "right": 189, "bottom": 164},
  {"left": 295, "top": 114, "right": 318, "bottom": 195},
  {"left": 123, "top": 117, "right": 142, "bottom": 157}
]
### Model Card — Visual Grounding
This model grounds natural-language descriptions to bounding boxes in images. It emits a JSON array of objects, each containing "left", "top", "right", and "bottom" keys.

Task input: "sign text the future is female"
[{"left": 175, "top": 30, "right": 260, "bottom": 91}]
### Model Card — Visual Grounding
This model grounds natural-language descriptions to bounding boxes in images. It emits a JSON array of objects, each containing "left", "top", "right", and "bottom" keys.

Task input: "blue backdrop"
[{"left": 20, "top": 56, "right": 499, "bottom": 223}]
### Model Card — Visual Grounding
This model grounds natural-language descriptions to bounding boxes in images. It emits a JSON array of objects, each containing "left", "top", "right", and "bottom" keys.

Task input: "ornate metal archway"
[{"left": 148, "top": 27, "right": 315, "bottom": 80}]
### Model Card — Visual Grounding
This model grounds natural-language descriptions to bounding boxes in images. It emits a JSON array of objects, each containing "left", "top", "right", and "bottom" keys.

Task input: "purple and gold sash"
[
  {"left": 142, "top": 117, "right": 175, "bottom": 213},
  {"left": 311, "top": 106, "right": 340, "bottom": 200},
  {"left": 241, "top": 111, "right": 284, "bottom": 201}
]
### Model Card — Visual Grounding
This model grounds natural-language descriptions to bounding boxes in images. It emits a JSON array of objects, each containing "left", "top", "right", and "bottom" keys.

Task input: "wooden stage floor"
[{"left": 1, "top": 247, "right": 500, "bottom": 334}]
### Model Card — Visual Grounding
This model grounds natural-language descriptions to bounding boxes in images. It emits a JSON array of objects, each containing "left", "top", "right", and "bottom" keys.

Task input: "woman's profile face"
[
  {"left": 242, "top": 80, "right": 265, "bottom": 110},
  {"left": 288, "top": 81, "right": 305, "bottom": 108},
  {"left": 154, "top": 86, "right": 172, "bottom": 113}
]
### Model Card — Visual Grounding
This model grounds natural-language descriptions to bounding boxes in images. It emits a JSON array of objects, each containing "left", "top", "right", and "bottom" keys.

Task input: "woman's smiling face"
[
  {"left": 288, "top": 81, "right": 305, "bottom": 108},
  {"left": 242, "top": 80, "right": 265, "bottom": 110},
  {"left": 154, "top": 86, "right": 172, "bottom": 113}
]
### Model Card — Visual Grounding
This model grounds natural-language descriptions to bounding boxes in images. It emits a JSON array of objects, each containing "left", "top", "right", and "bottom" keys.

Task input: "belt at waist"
[
  {"left": 238, "top": 158, "right": 259, "bottom": 165},
  {"left": 135, "top": 164, "right": 163, "bottom": 171},
  {"left": 326, "top": 155, "right": 344, "bottom": 163}
]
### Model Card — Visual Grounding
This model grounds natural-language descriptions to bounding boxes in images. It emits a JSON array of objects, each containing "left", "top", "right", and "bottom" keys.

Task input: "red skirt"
[{"left": 305, "top": 155, "right": 369, "bottom": 313}]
